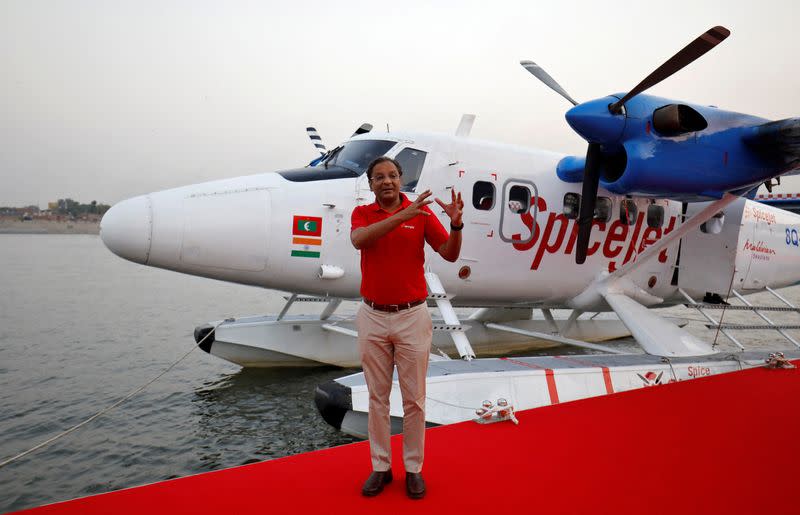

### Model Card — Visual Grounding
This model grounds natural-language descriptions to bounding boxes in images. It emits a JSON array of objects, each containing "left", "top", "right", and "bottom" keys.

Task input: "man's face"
[{"left": 369, "top": 161, "right": 402, "bottom": 206}]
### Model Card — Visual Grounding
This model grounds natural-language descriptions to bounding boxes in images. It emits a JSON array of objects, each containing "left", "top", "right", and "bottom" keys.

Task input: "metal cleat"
[
  {"left": 764, "top": 352, "right": 796, "bottom": 369},
  {"left": 474, "top": 398, "right": 519, "bottom": 425}
]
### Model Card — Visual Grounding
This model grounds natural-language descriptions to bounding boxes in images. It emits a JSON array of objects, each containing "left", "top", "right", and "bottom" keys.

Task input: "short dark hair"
[{"left": 366, "top": 156, "right": 403, "bottom": 181}]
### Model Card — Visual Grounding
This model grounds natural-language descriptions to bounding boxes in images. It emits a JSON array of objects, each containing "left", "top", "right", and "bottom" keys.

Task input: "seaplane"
[{"left": 100, "top": 26, "right": 800, "bottom": 437}]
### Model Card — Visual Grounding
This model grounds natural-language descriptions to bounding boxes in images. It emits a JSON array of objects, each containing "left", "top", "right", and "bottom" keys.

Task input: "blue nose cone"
[{"left": 566, "top": 96, "right": 626, "bottom": 145}]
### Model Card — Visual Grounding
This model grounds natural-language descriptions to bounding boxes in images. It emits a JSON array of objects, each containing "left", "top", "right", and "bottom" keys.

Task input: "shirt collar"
[{"left": 371, "top": 192, "right": 411, "bottom": 213}]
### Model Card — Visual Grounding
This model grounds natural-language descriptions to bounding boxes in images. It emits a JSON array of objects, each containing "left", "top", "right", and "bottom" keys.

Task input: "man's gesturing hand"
[
  {"left": 398, "top": 190, "right": 434, "bottom": 221},
  {"left": 435, "top": 189, "right": 463, "bottom": 226}
]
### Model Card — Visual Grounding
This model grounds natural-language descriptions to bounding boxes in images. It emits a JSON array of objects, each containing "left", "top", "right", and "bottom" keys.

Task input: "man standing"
[{"left": 351, "top": 156, "right": 463, "bottom": 499}]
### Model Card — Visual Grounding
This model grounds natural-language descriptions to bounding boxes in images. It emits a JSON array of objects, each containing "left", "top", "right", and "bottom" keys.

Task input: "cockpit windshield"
[
  {"left": 324, "top": 139, "right": 396, "bottom": 174},
  {"left": 278, "top": 139, "right": 397, "bottom": 183}
]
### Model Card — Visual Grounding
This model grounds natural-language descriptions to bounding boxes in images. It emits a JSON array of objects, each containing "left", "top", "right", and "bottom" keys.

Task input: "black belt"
[{"left": 363, "top": 298, "right": 426, "bottom": 312}]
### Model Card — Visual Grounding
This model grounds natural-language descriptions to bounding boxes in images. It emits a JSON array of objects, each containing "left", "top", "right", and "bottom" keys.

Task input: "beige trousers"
[{"left": 356, "top": 302, "right": 432, "bottom": 473}]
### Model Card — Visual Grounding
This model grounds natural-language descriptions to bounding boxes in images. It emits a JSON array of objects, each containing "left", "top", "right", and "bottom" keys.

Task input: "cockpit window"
[
  {"left": 395, "top": 148, "right": 427, "bottom": 191},
  {"left": 325, "top": 140, "right": 396, "bottom": 175}
]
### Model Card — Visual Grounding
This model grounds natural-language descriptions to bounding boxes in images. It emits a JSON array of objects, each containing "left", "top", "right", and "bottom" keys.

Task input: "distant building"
[{"left": 0, "top": 205, "right": 39, "bottom": 217}]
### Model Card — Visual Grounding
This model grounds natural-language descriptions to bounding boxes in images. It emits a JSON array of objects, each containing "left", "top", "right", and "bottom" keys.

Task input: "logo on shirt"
[
  {"left": 291, "top": 215, "right": 323, "bottom": 258},
  {"left": 401, "top": 224, "right": 415, "bottom": 230}
]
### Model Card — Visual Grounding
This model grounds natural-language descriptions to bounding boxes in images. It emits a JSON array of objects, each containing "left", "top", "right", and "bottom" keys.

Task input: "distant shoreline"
[{"left": 0, "top": 220, "right": 100, "bottom": 235}]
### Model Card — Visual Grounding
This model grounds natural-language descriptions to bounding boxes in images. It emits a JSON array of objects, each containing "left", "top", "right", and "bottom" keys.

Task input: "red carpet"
[{"left": 14, "top": 362, "right": 800, "bottom": 515}]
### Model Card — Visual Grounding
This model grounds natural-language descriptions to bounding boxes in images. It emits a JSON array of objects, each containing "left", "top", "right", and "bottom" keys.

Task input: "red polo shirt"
[{"left": 352, "top": 193, "right": 449, "bottom": 304}]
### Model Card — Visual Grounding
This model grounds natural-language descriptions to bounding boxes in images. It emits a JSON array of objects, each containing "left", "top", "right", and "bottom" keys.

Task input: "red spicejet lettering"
[
  {"left": 604, "top": 220, "right": 628, "bottom": 258},
  {"left": 688, "top": 366, "right": 711, "bottom": 378},
  {"left": 512, "top": 195, "right": 678, "bottom": 272}
]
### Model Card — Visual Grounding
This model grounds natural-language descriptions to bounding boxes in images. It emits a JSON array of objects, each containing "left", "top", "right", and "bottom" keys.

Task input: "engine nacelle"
[{"left": 558, "top": 94, "right": 800, "bottom": 202}]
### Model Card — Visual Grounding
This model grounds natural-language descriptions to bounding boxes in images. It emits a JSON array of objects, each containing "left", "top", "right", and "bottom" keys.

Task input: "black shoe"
[
  {"left": 405, "top": 472, "right": 426, "bottom": 499},
  {"left": 361, "top": 469, "right": 392, "bottom": 497}
]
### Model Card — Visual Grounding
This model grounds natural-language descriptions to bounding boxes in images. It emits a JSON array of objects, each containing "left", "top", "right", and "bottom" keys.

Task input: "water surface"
[{"left": 1, "top": 234, "right": 798, "bottom": 512}]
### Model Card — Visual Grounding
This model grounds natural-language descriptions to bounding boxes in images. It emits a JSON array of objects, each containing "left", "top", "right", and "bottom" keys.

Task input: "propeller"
[
  {"left": 521, "top": 26, "right": 730, "bottom": 264},
  {"left": 520, "top": 61, "right": 578, "bottom": 106},
  {"left": 576, "top": 143, "right": 602, "bottom": 264},
  {"left": 306, "top": 123, "right": 373, "bottom": 167},
  {"left": 306, "top": 127, "right": 327, "bottom": 156},
  {"left": 609, "top": 26, "right": 729, "bottom": 114},
  {"left": 307, "top": 123, "right": 372, "bottom": 158}
]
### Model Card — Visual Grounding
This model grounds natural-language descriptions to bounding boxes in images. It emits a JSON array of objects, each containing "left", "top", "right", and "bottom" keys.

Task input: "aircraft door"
[
  {"left": 740, "top": 204, "right": 778, "bottom": 290},
  {"left": 677, "top": 198, "right": 748, "bottom": 295},
  {"left": 499, "top": 179, "right": 538, "bottom": 244}
]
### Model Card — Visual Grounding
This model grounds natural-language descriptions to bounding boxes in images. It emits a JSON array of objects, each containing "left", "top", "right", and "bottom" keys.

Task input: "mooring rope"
[
  {"left": 0, "top": 321, "right": 223, "bottom": 470},
  {"left": 712, "top": 270, "right": 739, "bottom": 347},
  {"left": 425, "top": 394, "right": 479, "bottom": 411}
]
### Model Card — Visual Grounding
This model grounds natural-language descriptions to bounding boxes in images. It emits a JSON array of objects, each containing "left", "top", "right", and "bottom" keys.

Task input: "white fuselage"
[{"left": 100, "top": 131, "right": 800, "bottom": 310}]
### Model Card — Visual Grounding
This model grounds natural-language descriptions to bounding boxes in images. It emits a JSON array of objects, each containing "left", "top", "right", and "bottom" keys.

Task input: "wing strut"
[
  {"left": 484, "top": 323, "right": 626, "bottom": 354},
  {"left": 425, "top": 272, "right": 475, "bottom": 360}
]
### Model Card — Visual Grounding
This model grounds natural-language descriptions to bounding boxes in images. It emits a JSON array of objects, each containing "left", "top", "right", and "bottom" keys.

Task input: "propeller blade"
[
  {"left": 609, "top": 26, "right": 730, "bottom": 113},
  {"left": 306, "top": 127, "right": 327, "bottom": 156},
  {"left": 520, "top": 60, "right": 578, "bottom": 106},
  {"left": 576, "top": 143, "right": 602, "bottom": 264},
  {"left": 351, "top": 123, "right": 373, "bottom": 137}
]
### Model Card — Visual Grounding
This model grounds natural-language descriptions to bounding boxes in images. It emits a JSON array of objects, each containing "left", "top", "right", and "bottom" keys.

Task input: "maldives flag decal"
[
  {"left": 291, "top": 215, "right": 322, "bottom": 258},
  {"left": 293, "top": 216, "right": 322, "bottom": 237}
]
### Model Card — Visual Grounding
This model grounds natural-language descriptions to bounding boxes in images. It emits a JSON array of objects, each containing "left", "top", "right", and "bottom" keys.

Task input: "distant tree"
[{"left": 48, "top": 199, "right": 109, "bottom": 216}]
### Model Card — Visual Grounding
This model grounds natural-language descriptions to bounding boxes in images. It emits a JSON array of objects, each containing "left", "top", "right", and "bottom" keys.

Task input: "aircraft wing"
[{"left": 756, "top": 194, "right": 800, "bottom": 215}]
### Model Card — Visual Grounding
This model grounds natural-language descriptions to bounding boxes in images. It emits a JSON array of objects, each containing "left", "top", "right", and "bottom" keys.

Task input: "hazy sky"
[{"left": 1, "top": 0, "right": 798, "bottom": 207}]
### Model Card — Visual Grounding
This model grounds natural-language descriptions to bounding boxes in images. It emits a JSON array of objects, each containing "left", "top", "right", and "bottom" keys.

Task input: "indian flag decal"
[{"left": 291, "top": 215, "right": 322, "bottom": 258}]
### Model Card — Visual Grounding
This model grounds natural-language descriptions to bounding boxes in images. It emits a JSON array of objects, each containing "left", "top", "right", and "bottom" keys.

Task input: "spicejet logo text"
[{"left": 510, "top": 196, "right": 678, "bottom": 272}]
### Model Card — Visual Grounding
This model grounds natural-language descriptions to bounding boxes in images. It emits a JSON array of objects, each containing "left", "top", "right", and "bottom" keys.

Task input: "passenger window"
[
  {"left": 700, "top": 211, "right": 725, "bottom": 234},
  {"left": 508, "top": 185, "right": 530, "bottom": 214},
  {"left": 395, "top": 148, "right": 427, "bottom": 191},
  {"left": 563, "top": 193, "right": 580, "bottom": 219},
  {"left": 473, "top": 181, "right": 495, "bottom": 210},
  {"left": 594, "top": 197, "right": 612, "bottom": 222},
  {"left": 620, "top": 199, "right": 637, "bottom": 225},
  {"left": 647, "top": 204, "right": 664, "bottom": 228}
]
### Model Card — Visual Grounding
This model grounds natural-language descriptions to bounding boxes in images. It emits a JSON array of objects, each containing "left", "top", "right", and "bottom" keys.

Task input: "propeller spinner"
[{"left": 522, "top": 26, "right": 730, "bottom": 264}]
